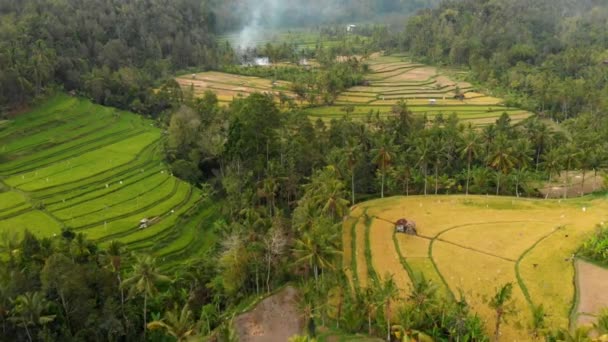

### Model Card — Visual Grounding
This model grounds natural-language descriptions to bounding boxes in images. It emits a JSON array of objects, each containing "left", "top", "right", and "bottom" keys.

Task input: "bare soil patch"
[
  {"left": 235, "top": 286, "right": 305, "bottom": 342},
  {"left": 575, "top": 260, "right": 608, "bottom": 326},
  {"left": 539, "top": 171, "right": 604, "bottom": 198}
]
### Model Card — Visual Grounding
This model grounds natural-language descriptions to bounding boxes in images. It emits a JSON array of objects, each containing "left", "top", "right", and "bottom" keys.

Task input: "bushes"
[{"left": 579, "top": 225, "right": 608, "bottom": 265}]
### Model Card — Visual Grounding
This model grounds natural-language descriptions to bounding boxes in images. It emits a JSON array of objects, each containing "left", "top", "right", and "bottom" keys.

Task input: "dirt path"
[
  {"left": 235, "top": 286, "right": 304, "bottom": 342},
  {"left": 575, "top": 259, "right": 608, "bottom": 326}
]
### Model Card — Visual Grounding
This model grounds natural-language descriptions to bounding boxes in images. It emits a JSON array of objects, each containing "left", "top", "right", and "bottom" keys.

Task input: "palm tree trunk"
[
  {"left": 466, "top": 160, "right": 471, "bottom": 196},
  {"left": 386, "top": 303, "right": 391, "bottom": 342},
  {"left": 434, "top": 163, "right": 439, "bottom": 195},
  {"left": 143, "top": 292, "right": 147, "bottom": 340},
  {"left": 22, "top": 317, "right": 32, "bottom": 342},
  {"left": 266, "top": 256, "right": 272, "bottom": 293},
  {"left": 381, "top": 168, "right": 385, "bottom": 198},
  {"left": 496, "top": 172, "right": 501, "bottom": 196},
  {"left": 368, "top": 312, "right": 372, "bottom": 335},
  {"left": 423, "top": 166, "right": 428, "bottom": 196},
  {"left": 581, "top": 169, "right": 586, "bottom": 197},
  {"left": 118, "top": 274, "right": 128, "bottom": 333},
  {"left": 351, "top": 169, "right": 356, "bottom": 205}
]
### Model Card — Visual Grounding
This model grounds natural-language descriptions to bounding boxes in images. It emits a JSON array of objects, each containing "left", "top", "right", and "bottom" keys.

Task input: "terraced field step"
[
  {"left": 45, "top": 164, "right": 166, "bottom": 210},
  {"left": 0, "top": 128, "right": 147, "bottom": 176},
  {"left": 70, "top": 178, "right": 181, "bottom": 229},
  {"left": 83, "top": 182, "right": 193, "bottom": 241},
  {"left": 26, "top": 140, "right": 162, "bottom": 198}
]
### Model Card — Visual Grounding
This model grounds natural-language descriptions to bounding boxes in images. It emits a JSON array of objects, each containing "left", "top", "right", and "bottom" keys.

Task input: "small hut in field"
[{"left": 395, "top": 218, "right": 417, "bottom": 235}]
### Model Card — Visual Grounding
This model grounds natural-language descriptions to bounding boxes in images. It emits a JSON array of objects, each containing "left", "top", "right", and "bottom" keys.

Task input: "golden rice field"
[
  {"left": 175, "top": 71, "right": 295, "bottom": 105},
  {"left": 307, "top": 55, "right": 532, "bottom": 126},
  {"left": 343, "top": 195, "right": 608, "bottom": 340}
]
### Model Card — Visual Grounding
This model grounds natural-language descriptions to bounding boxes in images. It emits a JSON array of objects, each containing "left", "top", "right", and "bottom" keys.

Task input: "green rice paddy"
[{"left": 0, "top": 94, "right": 221, "bottom": 268}]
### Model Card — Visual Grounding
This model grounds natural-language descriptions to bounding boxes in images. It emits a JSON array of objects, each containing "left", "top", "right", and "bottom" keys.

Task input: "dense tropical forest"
[{"left": 2, "top": 0, "right": 608, "bottom": 341}]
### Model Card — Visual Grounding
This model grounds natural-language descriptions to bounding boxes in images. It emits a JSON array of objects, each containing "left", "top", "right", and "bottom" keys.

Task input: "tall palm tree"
[
  {"left": 542, "top": 149, "right": 563, "bottom": 182},
  {"left": 512, "top": 139, "right": 533, "bottom": 197},
  {"left": 488, "top": 135, "right": 517, "bottom": 195},
  {"left": 304, "top": 166, "right": 349, "bottom": 220},
  {"left": 123, "top": 255, "right": 171, "bottom": 339},
  {"left": 292, "top": 226, "right": 341, "bottom": 286},
  {"left": 430, "top": 132, "right": 447, "bottom": 195},
  {"left": 377, "top": 275, "right": 400, "bottom": 342},
  {"left": 560, "top": 142, "right": 579, "bottom": 199},
  {"left": 9, "top": 292, "right": 55, "bottom": 342},
  {"left": 459, "top": 126, "right": 480, "bottom": 195},
  {"left": 104, "top": 241, "right": 127, "bottom": 327},
  {"left": 489, "top": 283, "right": 514, "bottom": 342},
  {"left": 344, "top": 140, "right": 362, "bottom": 205},
  {"left": 414, "top": 137, "right": 431, "bottom": 196},
  {"left": 372, "top": 136, "right": 396, "bottom": 198},
  {"left": 147, "top": 304, "right": 197, "bottom": 341}
]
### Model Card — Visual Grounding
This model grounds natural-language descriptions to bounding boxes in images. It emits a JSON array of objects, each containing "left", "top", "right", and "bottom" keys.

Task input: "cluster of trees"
[
  {"left": 0, "top": 0, "right": 224, "bottom": 115},
  {"left": 401, "top": 0, "right": 608, "bottom": 122},
  {"left": 167, "top": 90, "right": 608, "bottom": 203}
]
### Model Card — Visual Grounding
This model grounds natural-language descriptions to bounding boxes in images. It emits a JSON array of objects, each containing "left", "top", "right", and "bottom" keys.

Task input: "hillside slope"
[{"left": 0, "top": 95, "right": 220, "bottom": 268}]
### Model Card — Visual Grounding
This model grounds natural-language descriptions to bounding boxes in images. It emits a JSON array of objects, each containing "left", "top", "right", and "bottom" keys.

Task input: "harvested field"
[
  {"left": 344, "top": 195, "right": 608, "bottom": 339},
  {"left": 307, "top": 55, "right": 532, "bottom": 125},
  {"left": 369, "top": 219, "right": 412, "bottom": 291},
  {"left": 175, "top": 71, "right": 295, "bottom": 104}
]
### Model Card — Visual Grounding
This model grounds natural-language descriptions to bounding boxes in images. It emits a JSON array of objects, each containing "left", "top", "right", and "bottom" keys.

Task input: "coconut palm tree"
[
  {"left": 372, "top": 135, "right": 396, "bottom": 198},
  {"left": 377, "top": 275, "right": 400, "bottom": 341},
  {"left": 542, "top": 149, "right": 563, "bottom": 182},
  {"left": 414, "top": 136, "right": 431, "bottom": 196},
  {"left": 560, "top": 142, "right": 579, "bottom": 198},
  {"left": 344, "top": 140, "right": 362, "bottom": 205},
  {"left": 123, "top": 255, "right": 171, "bottom": 339},
  {"left": 147, "top": 304, "right": 197, "bottom": 341},
  {"left": 488, "top": 135, "right": 517, "bottom": 195},
  {"left": 459, "top": 125, "right": 481, "bottom": 195},
  {"left": 489, "top": 283, "right": 514, "bottom": 342},
  {"left": 103, "top": 241, "right": 128, "bottom": 327},
  {"left": 292, "top": 225, "right": 341, "bottom": 287},
  {"left": 9, "top": 292, "right": 55, "bottom": 342}
]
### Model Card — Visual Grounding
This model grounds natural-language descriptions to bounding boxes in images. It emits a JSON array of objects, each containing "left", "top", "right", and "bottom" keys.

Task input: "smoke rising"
[{"left": 227, "top": 0, "right": 435, "bottom": 49}]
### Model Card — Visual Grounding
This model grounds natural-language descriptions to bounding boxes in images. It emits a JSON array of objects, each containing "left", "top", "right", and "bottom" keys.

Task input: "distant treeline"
[
  {"left": 0, "top": 0, "right": 225, "bottom": 115},
  {"left": 400, "top": 0, "right": 608, "bottom": 121}
]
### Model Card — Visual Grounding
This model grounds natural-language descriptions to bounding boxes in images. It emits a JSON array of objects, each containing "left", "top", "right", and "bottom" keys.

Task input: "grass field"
[
  {"left": 0, "top": 94, "right": 221, "bottom": 268},
  {"left": 343, "top": 195, "right": 608, "bottom": 340},
  {"left": 306, "top": 55, "right": 532, "bottom": 126}
]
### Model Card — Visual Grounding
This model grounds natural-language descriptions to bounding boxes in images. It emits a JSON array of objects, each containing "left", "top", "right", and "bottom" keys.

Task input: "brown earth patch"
[
  {"left": 539, "top": 171, "right": 605, "bottom": 198},
  {"left": 235, "top": 286, "right": 304, "bottom": 342},
  {"left": 575, "top": 259, "right": 608, "bottom": 326}
]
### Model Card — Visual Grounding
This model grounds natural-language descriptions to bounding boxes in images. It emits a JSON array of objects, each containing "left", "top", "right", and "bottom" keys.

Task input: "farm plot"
[
  {"left": 175, "top": 71, "right": 295, "bottom": 104},
  {"left": 306, "top": 55, "right": 532, "bottom": 126},
  {"left": 344, "top": 195, "right": 608, "bottom": 340},
  {"left": 0, "top": 94, "right": 221, "bottom": 268}
]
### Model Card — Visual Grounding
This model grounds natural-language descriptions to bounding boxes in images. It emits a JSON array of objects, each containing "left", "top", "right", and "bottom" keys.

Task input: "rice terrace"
[
  {"left": 344, "top": 195, "right": 608, "bottom": 341},
  {"left": 177, "top": 54, "right": 533, "bottom": 126},
  {"left": 0, "top": 95, "right": 220, "bottom": 270}
]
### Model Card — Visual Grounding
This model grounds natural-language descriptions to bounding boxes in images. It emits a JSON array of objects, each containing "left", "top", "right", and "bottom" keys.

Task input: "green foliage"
[{"left": 579, "top": 225, "right": 608, "bottom": 265}]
